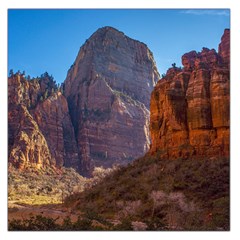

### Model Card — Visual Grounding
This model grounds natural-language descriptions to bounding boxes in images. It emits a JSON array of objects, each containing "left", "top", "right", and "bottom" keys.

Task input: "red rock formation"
[
  {"left": 64, "top": 26, "right": 159, "bottom": 176},
  {"left": 8, "top": 27, "right": 160, "bottom": 175},
  {"left": 9, "top": 104, "right": 52, "bottom": 169},
  {"left": 32, "top": 92, "right": 79, "bottom": 168},
  {"left": 150, "top": 29, "right": 230, "bottom": 159},
  {"left": 218, "top": 29, "right": 230, "bottom": 67},
  {"left": 8, "top": 73, "right": 79, "bottom": 170}
]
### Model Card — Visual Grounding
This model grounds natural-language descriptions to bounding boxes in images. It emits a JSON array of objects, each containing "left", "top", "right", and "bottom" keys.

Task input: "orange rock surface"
[
  {"left": 150, "top": 29, "right": 230, "bottom": 159},
  {"left": 8, "top": 73, "right": 78, "bottom": 170}
]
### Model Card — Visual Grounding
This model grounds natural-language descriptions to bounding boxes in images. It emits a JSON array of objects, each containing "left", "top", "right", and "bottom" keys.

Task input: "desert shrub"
[
  {"left": 9, "top": 214, "right": 111, "bottom": 231},
  {"left": 113, "top": 218, "right": 133, "bottom": 231},
  {"left": 8, "top": 166, "right": 90, "bottom": 205},
  {"left": 210, "top": 196, "right": 230, "bottom": 230},
  {"left": 146, "top": 216, "right": 166, "bottom": 230},
  {"left": 65, "top": 154, "right": 229, "bottom": 230},
  {"left": 9, "top": 215, "right": 60, "bottom": 231}
]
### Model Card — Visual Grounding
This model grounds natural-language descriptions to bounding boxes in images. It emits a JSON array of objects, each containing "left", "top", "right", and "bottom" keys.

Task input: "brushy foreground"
[
  {"left": 64, "top": 153, "right": 229, "bottom": 231},
  {"left": 9, "top": 154, "right": 229, "bottom": 231},
  {"left": 8, "top": 212, "right": 145, "bottom": 231},
  {"left": 8, "top": 165, "right": 112, "bottom": 205}
]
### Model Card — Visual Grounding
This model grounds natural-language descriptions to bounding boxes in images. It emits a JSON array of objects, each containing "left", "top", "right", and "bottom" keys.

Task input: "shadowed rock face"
[
  {"left": 150, "top": 29, "right": 230, "bottom": 159},
  {"left": 64, "top": 26, "right": 160, "bottom": 176},
  {"left": 8, "top": 74, "right": 78, "bottom": 170}
]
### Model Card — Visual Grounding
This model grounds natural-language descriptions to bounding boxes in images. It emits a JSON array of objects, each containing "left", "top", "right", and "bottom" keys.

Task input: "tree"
[
  {"left": 9, "top": 69, "right": 14, "bottom": 76},
  {"left": 172, "top": 63, "right": 176, "bottom": 68}
]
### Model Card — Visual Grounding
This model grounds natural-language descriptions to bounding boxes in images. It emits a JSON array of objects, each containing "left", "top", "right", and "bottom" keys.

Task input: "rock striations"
[
  {"left": 8, "top": 73, "right": 78, "bottom": 170},
  {"left": 64, "top": 26, "right": 159, "bottom": 176},
  {"left": 150, "top": 29, "right": 230, "bottom": 159},
  {"left": 8, "top": 27, "right": 229, "bottom": 176},
  {"left": 8, "top": 26, "right": 159, "bottom": 176}
]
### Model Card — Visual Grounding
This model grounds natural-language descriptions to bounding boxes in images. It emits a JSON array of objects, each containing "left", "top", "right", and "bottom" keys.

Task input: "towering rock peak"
[
  {"left": 64, "top": 26, "right": 159, "bottom": 176},
  {"left": 65, "top": 26, "right": 159, "bottom": 107},
  {"left": 150, "top": 29, "right": 230, "bottom": 159},
  {"left": 89, "top": 26, "right": 126, "bottom": 40}
]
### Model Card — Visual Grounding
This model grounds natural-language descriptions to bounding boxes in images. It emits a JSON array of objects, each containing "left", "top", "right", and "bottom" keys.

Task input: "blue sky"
[{"left": 8, "top": 9, "right": 230, "bottom": 83}]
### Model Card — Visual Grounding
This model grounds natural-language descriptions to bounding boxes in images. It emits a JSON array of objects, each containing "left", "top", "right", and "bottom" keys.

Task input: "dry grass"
[{"left": 8, "top": 166, "right": 89, "bottom": 205}]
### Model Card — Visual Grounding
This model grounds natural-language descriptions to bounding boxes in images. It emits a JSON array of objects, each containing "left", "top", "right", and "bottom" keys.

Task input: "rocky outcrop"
[
  {"left": 9, "top": 104, "right": 52, "bottom": 169},
  {"left": 150, "top": 29, "right": 230, "bottom": 159},
  {"left": 218, "top": 29, "right": 230, "bottom": 67},
  {"left": 64, "top": 26, "right": 159, "bottom": 176},
  {"left": 32, "top": 92, "right": 79, "bottom": 168},
  {"left": 8, "top": 73, "right": 78, "bottom": 170}
]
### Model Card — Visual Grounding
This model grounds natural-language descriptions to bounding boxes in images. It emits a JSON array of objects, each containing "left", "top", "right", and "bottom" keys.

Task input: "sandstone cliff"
[
  {"left": 64, "top": 26, "right": 160, "bottom": 176},
  {"left": 8, "top": 73, "right": 78, "bottom": 170},
  {"left": 150, "top": 29, "right": 230, "bottom": 159}
]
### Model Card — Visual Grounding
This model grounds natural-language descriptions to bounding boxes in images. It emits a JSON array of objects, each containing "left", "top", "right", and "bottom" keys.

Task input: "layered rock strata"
[
  {"left": 150, "top": 29, "right": 230, "bottom": 159},
  {"left": 64, "top": 26, "right": 159, "bottom": 176},
  {"left": 8, "top": 73, "right": 78, "bottom": 170}
]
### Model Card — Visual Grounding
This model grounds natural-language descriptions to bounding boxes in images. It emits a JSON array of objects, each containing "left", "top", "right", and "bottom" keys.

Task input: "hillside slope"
[
  {"left": 64, "top": 29, "right": 230, "bottom": 231},
  {"left": 65, "top": 153, "right": 229, "bottom": 230}
]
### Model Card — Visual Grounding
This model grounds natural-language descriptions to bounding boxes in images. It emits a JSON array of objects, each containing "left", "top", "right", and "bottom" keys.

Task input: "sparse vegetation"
[
  {"left": 64, "top": 154, "right": 229, "bottom": 230},
  {"left": 8, "top": 166, "right": 88, "bottom": 205},
  {"left": 9, "top": 70, "right": 62, "bottom": 106},
  {"left": 8, "top": 165, "right": 114, "bottom": 206},
  {"left": 8, "top": 212, "right": 137, "bottom": 231},
  {"left": 9, "top": 152, "right": 229, "bottom": 231}
]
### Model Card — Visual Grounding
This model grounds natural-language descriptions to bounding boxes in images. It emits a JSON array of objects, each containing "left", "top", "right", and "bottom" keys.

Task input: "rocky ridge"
[
  {"left": 8, "top": 73, "right": 78, "bottom": 170},
  {"left": 150, "top": 29, "right": 230, "bottom": 159},
  {"left": 64, "top": 26, "right": 159, "bottom": 176}
]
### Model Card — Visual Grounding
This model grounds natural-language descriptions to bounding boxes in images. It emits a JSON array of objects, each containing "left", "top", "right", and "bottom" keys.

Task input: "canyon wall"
[
  {"left": 8, "top": 73, "right": 79, "bottom": 170},
  {"left": 64, "top": 26, "right": 159, "bottom": 176},
  {"left": 150, "top": 29, "right": 230, "bottom": 159}
]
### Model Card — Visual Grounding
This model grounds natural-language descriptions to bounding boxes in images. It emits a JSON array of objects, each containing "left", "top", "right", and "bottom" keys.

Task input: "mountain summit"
[{"left": 64, "top": 26, "right": 160, "bottom": 176}]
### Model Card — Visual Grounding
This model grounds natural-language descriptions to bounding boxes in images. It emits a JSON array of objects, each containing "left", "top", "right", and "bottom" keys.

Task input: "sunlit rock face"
[
  {"left": 64, "top": 26, "right": 160, "bottom": 176},
  {"left": 150, "top": 29, "right": 230, "bottom": 159},
  {"left": 8, "top": 74, "right": 78, "bottom": 170}
]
